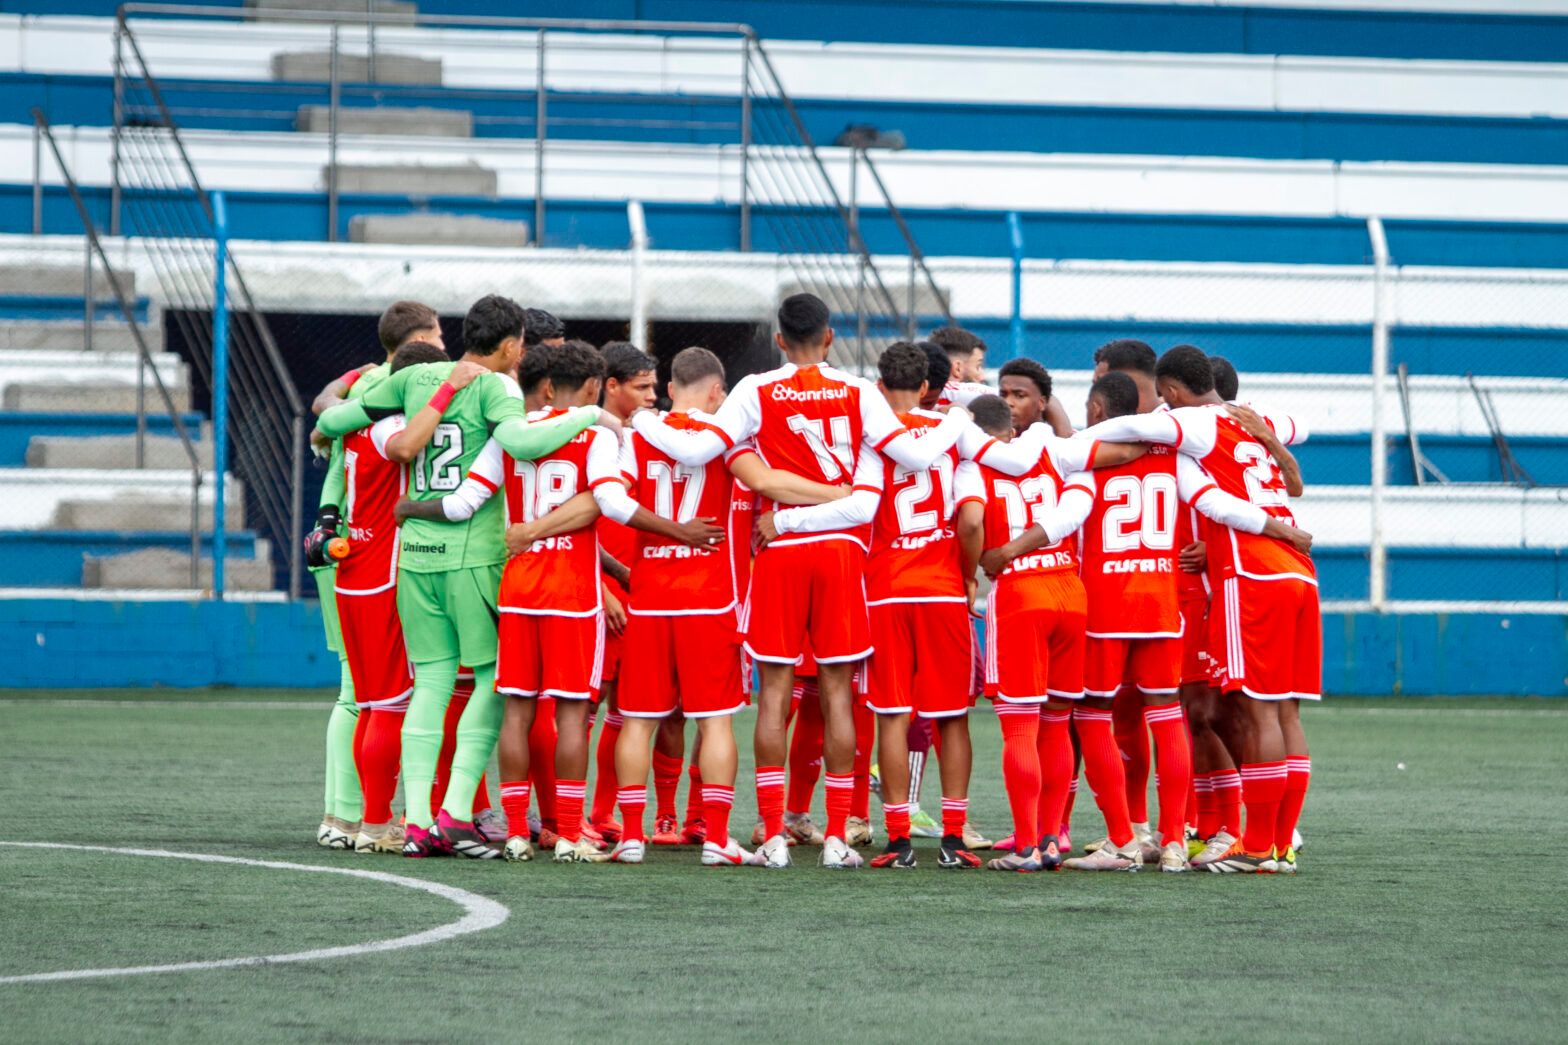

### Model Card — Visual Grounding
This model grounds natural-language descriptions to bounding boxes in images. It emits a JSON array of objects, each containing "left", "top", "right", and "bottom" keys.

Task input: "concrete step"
[
  {"left": 297, "top": 105, "right": 472, "bottom": 137},
  {"left": 4, "top": 383, "right": 191, "bottom": 414},
  {"left": 349, "top": 212, "right": 528, "bottom": 247},
  {"left": 0, "top": 467, "right": 234, "bottom": 529},
  {"left": 27, "top": 430, "right": 214, "bottom": 470},
  {"left": 82, "top": 546, "right": 275, "bottom": 591},
  {"left": 0, "top": 263, "right": 137, "bottom": 299},
  {"left": 0, "top": 320, "right": 161, "bottom": 353},
  {"left": 272, "top": 50, "right": 442, "bottom": 85},
  {"left": 52, "top": 492, "right": 246, "bottom": 532},
  {"left": 328, "top": 162, "right": 496, "bottom": 196},
  {"left": 246, "top": 0, "right": 417, "bottom": 23}
]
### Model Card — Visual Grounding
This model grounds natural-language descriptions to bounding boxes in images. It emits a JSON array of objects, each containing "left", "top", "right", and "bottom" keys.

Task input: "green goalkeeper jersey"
[{"left": 316, "top": 361, "right": 598, "bottom": 573}]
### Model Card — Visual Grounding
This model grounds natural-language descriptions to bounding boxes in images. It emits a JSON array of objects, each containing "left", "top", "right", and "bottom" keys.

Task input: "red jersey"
[
  {"left": 978, "top": 443, "right": 1091, "bottom": 610},
  {"left": 335, "top": 415, "right": 406, "bottom": 595},
  {"left": 1077, "top": 445, "right": 1181, "bottom": 638},
  {"left": 861, "top": 409, "right": 975, "bottom": 604},
  {"left": 597, "top": 516, "right": 635, "bottom": 604},
  {"left": 492, "top": 409, "right": 621, "bottom": 615},
  {"left": 621, "top": 410, "right": 753, "bottom": 615}
]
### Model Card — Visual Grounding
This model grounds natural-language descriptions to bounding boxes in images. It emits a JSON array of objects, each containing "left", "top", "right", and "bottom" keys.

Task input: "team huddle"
[{"left": 307, "top": 290, "right": 1317, "bottom": 874}]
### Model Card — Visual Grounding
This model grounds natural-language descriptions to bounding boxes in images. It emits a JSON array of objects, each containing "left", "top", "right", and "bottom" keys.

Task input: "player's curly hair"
[
  {"left": 1156, "top": 344, "right": 1215, "bottom": 396},
  {"left": 1209, "top": 354, "right": 1240, "bottom": 402},
  {"left": 1095, "top": 339, "right": 1156, "bottom": 375},
  {"left": 999, "top": 357, "right": 1051, "bottom": 400},
  {"left": 968, "top": 394, "right": 1013, "bottom": 437},
  {"left": 877, "top": 342, "right": 930, "bottom": 392},
  {"left": 921, "top": 341, "right": 952, "bottom": 394},
  {"left": 523, "top": 308, "right": 565, "bottom": 347},
  {"left": 548, "top": 339, "right": 607, "bottom": 393},
  {"left": 927, "top": 326, "right": 986, "bottom": 361},
  {"left": 1090, "top": 371, "right": 1140, "bottom": 419},
  {"left": 462, "top": 295, "right": 526, "bottom": 356},
  {"left": 602, "top": 341, "right": 656, "bottom": 384}
]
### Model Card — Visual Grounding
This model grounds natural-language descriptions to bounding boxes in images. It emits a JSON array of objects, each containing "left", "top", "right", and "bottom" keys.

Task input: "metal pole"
[
  {"left": 366, "top": 0, "right": 377, "bottom": 84},
  {"left": 1007, "top": 211, "right": 1025, "bottom": 360},
  {"left": 290, "top": 416, "right": 305, "bottom": 600},
  {"left": 533, "top": 30, "right": 547, "bottom": 246},
  {"left": 212, "top": 191, "right": 231, "bottom": 598},
  {"left": 83, "top": 245, "right": 95, "bottom": 352},
  {"left": 31, "top": 121, "right": 42, "bottom": 236},
  {"left": 849, "top": 147, "right": 866, "bottom": 371},
  {"left": 907, "top": 254, "right": 916, "bottom": 340},
  {"left": 1367, "top": 216, "right": 1390, "bottom": 611},
  {"left": 739, "top": 36, "right": 751, "bottom": 252},
  {"left": 627, "top": 200, "right": 648, "bottom": 350},
  {"left": 327, "top": 24, "right": 340, "bottom": 242},
  {"left": 110, "top": 23, "right": 123, "bottom": 236}
]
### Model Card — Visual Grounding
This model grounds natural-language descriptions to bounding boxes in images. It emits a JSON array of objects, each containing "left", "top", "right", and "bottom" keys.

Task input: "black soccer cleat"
[
  {"left": 937, "top": 834, "right": 982, "bottom": 869},
  {"left": 869, "top": 836, "right": 917, "bottom": 869},
  {"left": 434, "top": 812, "right": 501, "bottom": 860},
  {"left": 1038, "top": 835, "right": 1063, "bottom": 872}
]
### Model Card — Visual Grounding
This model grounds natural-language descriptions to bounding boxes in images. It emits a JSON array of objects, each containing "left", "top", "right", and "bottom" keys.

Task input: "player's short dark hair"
[
  {"left": 1096, "top": 339, "right": 1156, "bottom": 375},
  {"left": 921, "top": 341, "right": 952, "bottom": 393},
  {"left": 377, "top": 300, "right": 438, "bottom": 353},
  {"left": 928, "top": 326, "right": 986, "bottom": 361},
  {"left": 1209, "top": 354, "right": 1240, "bottom": 402},
  {"left": 602, "top": 341, "right": 656, "bottom": 384},
  {"left": 523, "top": 308, "right": 564, "bottom": 347},
  {"left": 877, "top": 341, "right": 929, "bottom": 392},
  {"left": 969, "top": 394, "right": 1013, "bottom": 437},
  {"left": 518, "top": 343, "right": 555, "bottom": 395},
  {"left": 777, "top": 293, "right": 830, "bottom": 346},
  {"left": 462, "top": 294, "right": 526, "bottom": 356},
  {"left": 548, "top": 339, "right": 606, "bottom": 393},
  {"left": 389, "top": 340, "right": 447, "bottom": 373},
  {"left": 1090, "top": 371, "right": 1140, "bottom": 420},
  {"left": 1156, "top": 344, "right": 1215, "bottom": 396},
  {"left": 670, "top": 346, "right": 724, "bottom": 389},
  {"left": 999, "top": 357, "right": 1051, "bottom": 400}
]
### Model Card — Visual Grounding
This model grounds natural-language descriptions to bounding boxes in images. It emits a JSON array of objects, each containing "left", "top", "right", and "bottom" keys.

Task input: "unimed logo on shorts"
[{"left": 402, "top": 540, "right": 448, "bottom": 555}]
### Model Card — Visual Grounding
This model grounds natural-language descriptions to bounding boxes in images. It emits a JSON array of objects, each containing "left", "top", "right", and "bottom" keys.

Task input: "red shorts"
[
  {"left": 496, "top": 611, "right": 604, "bottom": 701},
  {"left": 983, "top": 573, "right": 1086, "bottom": 703},
  {"left": 335, "top": 587, "right": 413, "bottom": 709},
  {"left": 1179, "top": 595, "right": 1210, "bottom": 686},
  {"left": 1084, "top": 635, "right": 1181, "bottom": 698},
  {"left": 619, "top": 610, "right": 748, "bottom": 719},
  {"left": 860, "top": 601, "right": 975, "bottom": 718},
  {"left": 601, "top": 632, "right": 623, "bottom": 685},
  {"left": 743, "top": 539, "right": 870, "bottom": 665},
  {"left": 1209, "top": 574, "right": 1322, "bottom": 701}
]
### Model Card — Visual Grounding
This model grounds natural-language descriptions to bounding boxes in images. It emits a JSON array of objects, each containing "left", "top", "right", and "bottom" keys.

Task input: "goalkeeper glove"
[{"left": 303, "top": 505, "right": 348, "bottom": 568}]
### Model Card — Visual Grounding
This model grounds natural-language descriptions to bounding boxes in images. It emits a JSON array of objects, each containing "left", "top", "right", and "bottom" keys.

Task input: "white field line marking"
[{"left": 0, "top": 842, "right": 509, "bottom": 985}]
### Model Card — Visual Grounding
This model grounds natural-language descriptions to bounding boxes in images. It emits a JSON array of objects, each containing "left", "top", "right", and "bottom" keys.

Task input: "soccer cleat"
[
  {"left": 1132, "top": 821, "right": 1160, "bottom": 863},
  {"left": 473, "top": 807, "right": 509, "bottom": 843},
  {"left": 1158, "top": 840, "right": 1191, "bottom": 873},
  {"left": 1188, "top": 837, "right": 1208, "bottom": 860},
  {"left": 354, "top": 822, "right": 404, "bottom": 855},
  {"left": 701, "top": 839, "right": 763, "bottom": 867},
  {"left": 592, "top": 819, "right": 624, "bottom": 846},
  {"left": 1082, "top": 836, "right": 1109, "bottom": 855},
  {"left": 1293, "top": 827, "right": 1305, "bottom": 852},
  {"left": 937, "top": 835, "right": 983, "bottom": 869},
  {"left": 869, "top": 837, "right": 917, "bottom": 869},
  {"left": 1276, "top": 846, "right": 1298, "bottom": 874},
  {"left": 1189, "top": 831, "right": 1238, "bottom": 869},
  {"left": 608, "top": 838, "right": 645, "bottom": 864},
  {"left": 435, "top": 811, "right": 500, "bottom": 860},
  {"left": 680, "top": 819, "right": 708, "bottom": 846},
  {"left": 868, "top": 762, "right": 882, "bottom": 799},
  {"left": 537, "top": 826, "right": 561, "bottom": 850},
  {"left": 845, "top": 816, "right": 875, "bottom": 847},
  {"left": 402, "top": 823, "right": 446, "bottom": 858},
  {"left": 821, "top": 836, "right": 865, "bottom": 869},
  {"left": 750, "top": 820, "right": 768, "bottom": 847},
  {"left": 1058, "top": 827, "right": 1072, "bottom": 854},
  {"left": 908, "top": 807, "right": 942, "bottom": 839},
  {"left": 760, "top": 833, "right": 793, "bottom": 869},
  {"left": 784, "top": 811, "right": 824, "bottom": 846},
  {"left": 987, "top": 848, "right": 1043, "bottom": 873},
  {"left": 993, "top": 833, "right": 1016, "bottom": 853},
  {"left": 580, "top": 820, "right": 608, "bottom": 848},
  {"left": 651, "top": 814, "right": 682, "bottom": 846},
  {"left": 961, "top": 821, "right": 994, "bottom": 850},
  {"left": 319, "top": 817, "right": 357, "bottom": 850},
  {"left": 316, "top": 819, "right": 332, "bottom": 846},
  {"left": 1038, "top": 836, "right": 1064, "bottom": 872},
  {"left": 1206, "top": 842, "right": 1277, "bottom": 874},
  {"left": 503, "top": 835, "right": 535, "bottom": 862},
  {"left": 527, "top": 811, "right": 543, "bottom": 842},
  {"left": 1064, "top": 838, "right": 1142, "bottom": 872},
  {"left": 553, "top": 837, "right": 610, "bottom": 863}
]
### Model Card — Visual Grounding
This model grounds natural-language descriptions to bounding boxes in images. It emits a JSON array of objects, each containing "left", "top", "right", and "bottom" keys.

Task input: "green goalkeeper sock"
[
  {"left": 441, "top": 661, "right": 501, "bottom": 823},
  {"left": 325, "top": 657, "right": 361, "bottom": 823},
  {"left": 401, "top": 656, "right": 460, "bottom": 830}
]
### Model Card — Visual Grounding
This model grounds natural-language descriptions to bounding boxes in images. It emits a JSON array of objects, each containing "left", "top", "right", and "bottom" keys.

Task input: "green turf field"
[{"left": 2, "top": 692, "right": 1565, "bottom": 1043}]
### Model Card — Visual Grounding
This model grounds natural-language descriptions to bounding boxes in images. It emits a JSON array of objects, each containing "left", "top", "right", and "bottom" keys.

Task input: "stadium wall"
[{"left": 0, "top": 598, "right": 1562, "bottom": 696}]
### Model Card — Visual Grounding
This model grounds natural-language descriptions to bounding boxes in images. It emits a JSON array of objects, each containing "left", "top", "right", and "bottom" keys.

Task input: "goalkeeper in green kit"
[{"left": 314, "top": 295, "right": 615, "bottom": 857}]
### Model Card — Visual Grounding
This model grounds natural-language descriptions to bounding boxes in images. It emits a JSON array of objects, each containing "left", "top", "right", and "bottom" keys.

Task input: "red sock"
[
  {"left": 684, "top": 762, "right": 705, "bottom": 829},
  {"left": 1276, "top": 756, "right": 1311, "bottom": 852},
  {"left": 1213, "top": 768, "right": 1242, "bottom": 837},
  {"left": 1145, "top": 702, "right": 1192, "bottom": 846},
  {"left": 431, "top": 681, "right": 471, "bottom": 810},
  {"left": 651, "top": 749, "right": 682, "bottom": 821},
  {"left": 500, "top": 779, "right": 531, "bottom": 838},
  {"left": 851, "top": 703, "right": 874, "bottom": 821},
  {"left": 357, "top": 707, "right": 403, "bottom": 825},
  {"left": 703, "top": 784, "right": 735, "bottom": 848},
  {"left": 473, "top": 772, "right": 491, "bottom": 816},
  {"left": 1113, "top": 691, "right": 1150, "bottom": 823},
  {"left": 941, "top": 795, "right": 967, "bottom": 839},
  {"left": 786, "top": 688, "right": 823, "bottom": 815},
  {"left": 756, "top": 765, "right": 786, "bottom": 839},
  {"left": 528, "top": 699, "right": 558, "bottom": 831},
  {"left": 823, "top": 772, "right": 853, "bottom": 840},
  {"left": 997, "top": 705, "right": 1042, "bottom": 848},
  {"left": 556, "top": 779, "right": 586, "bottom": 843},
  {"left": 1194, "top": 772, "right": 1219, "bottom": 838},
  {"left": 1074, "top": 707, "right": 1134, "bottom": 848},
  {"left": 1061, "top": 775, "right": 1077, "bottom": 835},
  {"left": 883, "top": 801, "right": 911, "bottom": 842},
  {"left": 1037, "top": 709, "right": 1074, "bottom": 846},
  {"left": 590, "top": 713, "right": 623, "bottom": 825},
  {"left": 1240, "top": 761, "right": 1288, "bottom": 853},
  {"left": 617, "top": 784, "right": 647, "bottom": 843}
]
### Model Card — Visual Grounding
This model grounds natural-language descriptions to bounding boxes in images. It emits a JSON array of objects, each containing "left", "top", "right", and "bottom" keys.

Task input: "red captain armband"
[
  {"left": 338, "top": 368, "right": 363, "bottom": 390},
  {"left": 428, "top": 381, "right": 458, "bottom": 413}
]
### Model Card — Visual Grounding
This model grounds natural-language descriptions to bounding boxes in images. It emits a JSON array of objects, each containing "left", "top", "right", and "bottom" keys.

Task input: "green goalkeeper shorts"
[
  {"left": 313, "top": 565, "right": 343, "bottom": 654},
  {"left": 397, "top": 563, "right": 504, "bottom": 667}
]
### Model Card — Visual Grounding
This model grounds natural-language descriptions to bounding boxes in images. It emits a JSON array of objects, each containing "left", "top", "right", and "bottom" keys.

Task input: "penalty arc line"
[{"left": 0, "top": 842, "right": 509, "bottom": 985}]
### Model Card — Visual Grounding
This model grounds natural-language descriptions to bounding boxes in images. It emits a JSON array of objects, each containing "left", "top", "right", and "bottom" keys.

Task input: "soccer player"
[
  {"left": 524, "top": 307, "right": 566, "bottom": 350},
  {"left": 628, "top": 293, "right": 971, "bottom": 869},
  {"left": 760, "top": 342, "right": 986, "bottom": 870},
  {"left": 931, "top": 327, "right": 1074, "bottom": 436},
  {"left": 1091, "top": 339, "right": 1160, "bottom": 414},
  {"left": 313, "top": 296, "right": 611, "bottom": 858},
  {"left": 1078, "top": 345, "right": 1316, "bottom": 873}
]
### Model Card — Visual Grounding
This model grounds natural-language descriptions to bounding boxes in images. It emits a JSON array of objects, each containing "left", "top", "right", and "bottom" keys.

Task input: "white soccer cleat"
[
  {"left": 316, "top": 820, "right": 332, "bottom": 846},
  {"left": 609, "top": 839, "right": 645, "bottom": 864},
  {"left": 760, "top": 833, "right": 793, "bottom": 869},
  {"left": 553, "top": 838, "right": 610, "bottom": 863},
  {"left": 844, "top": 816, "right": 874, "bottom": 847},
  {"left": 1132, "top": 821, "right": 1160, "bottom": 863},
  {"left": 1292, "top": 827, "right": 1305, "bottom": 852},
  {"left": 1158, "top": 840, "right": 1191, "bottom": 873},
  {"left": 908, "top": 807, "right": 942, "bottom": 839},
  {"left": 503, "top": 835, "right": 535, "bottom": 862},
  {"left": 783, "top": 811, "right": 824, "bottom": 846},
  {"left": 820, "top": 836, "right": 865, "bottom": 869},
  {"left": 1276, "top": 846, "right": 1298, "bottom": 874},
  {"left": 474, "top": 807, "right": 509, "bottom": 843},
  {"left": 961, "top": 821, "right": 995, "bottom": 850},
  {"left": 319, "top": 817, "right": 357, "bottom": 850},
  {"left": 701, "top": 839, "right": 763, "bottom": 866},
  {"left": 1189, "top": 831, "right": 1238, "bottom": 869},
  {"left": 354, "top": 822, "right": 404, "bottom": 854},
  {"left": 1063, "top": 838, "right": 1142, "bottom": 871}
]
